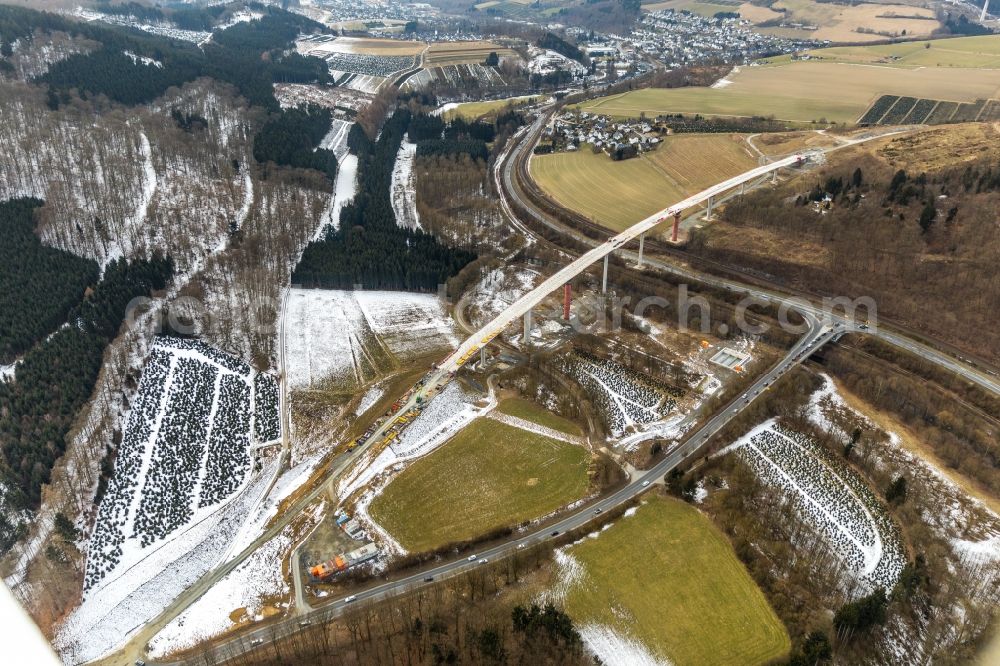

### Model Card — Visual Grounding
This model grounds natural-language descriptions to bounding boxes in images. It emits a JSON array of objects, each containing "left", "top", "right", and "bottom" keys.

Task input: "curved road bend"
[
  {"left": 499, "top": 112, "right": 1000, "bottom": 397},
  {"left": 114, "top": 114, "right": 993, "bottom": 666}
]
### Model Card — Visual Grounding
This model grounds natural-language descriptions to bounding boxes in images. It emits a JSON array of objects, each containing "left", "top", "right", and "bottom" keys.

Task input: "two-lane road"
[{"left": 170, "top": 318, "right": 837, "bottom": 665}]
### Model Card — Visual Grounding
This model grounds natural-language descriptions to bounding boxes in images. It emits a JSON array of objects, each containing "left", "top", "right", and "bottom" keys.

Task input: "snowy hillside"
[
  {"left": 284, "top": 288, "right": 459, "bottom": 390},
  {"left": 84, "top": 336, "right": 279, "bottom": 592},
  {"left": 0, "top": 80, "right": 254, "bottom": 273}
]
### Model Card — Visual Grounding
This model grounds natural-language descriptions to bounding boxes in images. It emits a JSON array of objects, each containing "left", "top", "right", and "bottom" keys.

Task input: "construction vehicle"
[{"left": 309, "top": 544, "right": 380, "bottom": 582}]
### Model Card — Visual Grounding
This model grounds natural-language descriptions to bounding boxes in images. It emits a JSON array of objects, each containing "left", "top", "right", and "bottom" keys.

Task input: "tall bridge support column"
[
  {"left": 672, "top": 211, "right": 680, "bottom": 242},
  {"left": 523, "top": 310, "right": 532, "bottom": 348},
  {"left": 740, "top": 181, "right": 746, "bottom": 195},
  {"left": 638, "top": 233, "right": 645, "bottom": 267},
  {"left": 771, "top": 169, "right": 778, "bottom": 183},
  {"left": 480, "top": 346, "right": 487, "bottom": 367},
  {"left": 602, "top": 255, "right": 609, "bottom": 293},
  {"left": 706, "top": 196, "right": 714, "bottom": 219}
]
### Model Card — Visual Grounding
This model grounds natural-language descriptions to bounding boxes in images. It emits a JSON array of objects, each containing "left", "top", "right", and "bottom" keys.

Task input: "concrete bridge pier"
[
  {"left": 771, "top": 169, "right": 778, "bottom": 183},
  {"left": 705, "top": 196, "right": 714, "bottom": 219},
  {"left": 672, "top": 211, "right": 681, "bottom": 242},
  {"left": 523, "top": 309, "right": 532, "bottom": 348},
  {"left": 480, "top": 346, "right": 487, "bottom": 366},
  {"left": 602, "top": 255, "right": 609, "bottom": 293},
  {"left": 740, "top": 181, "right": 746, "bottom": 195},
  {"left": 638, "top": 233, "right": 645, "bottom": 267}
]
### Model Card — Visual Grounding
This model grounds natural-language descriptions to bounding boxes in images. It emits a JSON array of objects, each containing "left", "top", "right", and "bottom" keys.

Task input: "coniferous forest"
[
  {"left": 0, "top": 245, "right": 173, "bottom": 547},
  {"left": 253, "top": 104, "right": 338, "bottom": 180},
  {"left": 0, "top": 198, "right": 99, "bottom": 364},
  {"left": 293, "top": 109, "right": 476, "bottom": 290},
  {"left": 3, "top": 5, "right": 331, "bottom": 111}
]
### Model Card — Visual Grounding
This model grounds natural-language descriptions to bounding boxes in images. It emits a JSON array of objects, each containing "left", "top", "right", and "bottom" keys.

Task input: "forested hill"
[
  {"left": 0, "top": 208, "right": 173, "bottom": 548},
  {"left": 0, "top": 4, "right": 329, "bottom": 111},
  {"left": 0, "top": 198, "right": 99, "bottom": 364},
  {"left": 293, "top": 110, "right": 477, "bottom": 290}
]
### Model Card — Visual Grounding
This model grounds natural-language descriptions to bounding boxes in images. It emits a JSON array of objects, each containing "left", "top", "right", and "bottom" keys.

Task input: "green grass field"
[
  {"left": 577, "top": 59, "right": 1000, "bottom": 124},
  {"left": 369, "top": 419, "right": 590, "bottom": 553},
  {"left": 496, "top": 398, "right": 584, "bottom": 436},
  {"left": 560, "top": 496, "right": 791, "bottom": 665},
  {"left": 530, "top": 148, "right": 682, "bottom": 230},
  {"left": 444, "top": 96, "right": 540, "bottom": 122},
  {"left": 765, "top": 34, "right": 1000, "bottom": 69},
  {"left": 529, "top": 133, "right": 755, "bottom": 230}
]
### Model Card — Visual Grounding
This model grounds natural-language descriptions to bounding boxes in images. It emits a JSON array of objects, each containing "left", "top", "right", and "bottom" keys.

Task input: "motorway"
[
  {"left": 135, "top": 110, "right": 998, "bottom": 665},
  {"left": 175, "top": 317, "right": 837, "bottom": 665}
]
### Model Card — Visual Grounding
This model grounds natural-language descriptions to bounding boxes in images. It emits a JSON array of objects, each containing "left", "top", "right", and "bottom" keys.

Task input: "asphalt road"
[
  {"left": 124, "top": 111, "right": 996, "bottom": 666},
  {"left": 172, "top": 318, "right": 837, "bottom": 666},
  {"left": 499, "top": 111, "right": 1000, "bottom": 397}
]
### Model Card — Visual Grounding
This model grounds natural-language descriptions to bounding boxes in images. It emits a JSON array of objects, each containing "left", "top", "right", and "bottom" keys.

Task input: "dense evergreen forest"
[
  {"left": 0, "top": 5, "right": 330, "bottom": 111},
  {"left": 4, "top": 5, "right": 340, "bottom": 183},
  {"left": 0, "top": 199, "right": 99, "bottom": 364},
  {"left": 409, "top": 112, "right": 525, "bottom": 162},
  {"left": 537, "top": 32, "right": 587, "bottom": 64},
  {"left": 253, "top": 104, "right": 338, "bottom": 180},
  {"left": 0, "top": 208, "right": 173, "bottom": 550},
  {"left": 293, "top": 109, "right": 476, "bottom": 290}
]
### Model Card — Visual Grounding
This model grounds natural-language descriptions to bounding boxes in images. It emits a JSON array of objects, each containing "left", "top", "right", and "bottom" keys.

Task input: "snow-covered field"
[
  {"left": 146, "top": 502, "right": 324, "bottom": 658},
  {"left": 73, "top": 8, "right": 211, "bottom": 44},
  {"left": 284, "top": 289, "right": 459, "bottom": 390},
  {"left": 344, "top": 74, "right": 386, "bottom": 94},
  {"left": 728, "top": 420, "right": 905, "bottom": 593},
  {"left": 390, "top": 135, "right": 420, "bottom": 230}
]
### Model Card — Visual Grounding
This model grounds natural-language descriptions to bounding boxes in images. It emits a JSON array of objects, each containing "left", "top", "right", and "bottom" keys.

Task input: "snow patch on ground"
[
  {"left": 580, "top": 624, "right": 671, "bottom": 666},
  {"left": 467, "top": 267, "right": 541, "bottom": 328},
  {"left": 338, "top": 382, "right": 483, "bottom": 501},
  {"left": 355, "top": 383, "right": 386, "bottom": 416},
  {"left": 55, "top": 462, "right": 276, "bottom": 664},
  {"left": 226, "top": 453, "right": 324, "bottom": 559},
  {"left": 432, "top": 102, "right": 460, "bottom": 117},
  {"left": 951, "top": 535, "right": 1000, "bottom": 566},
  {"left": 390, "top": 135, "right": 420, "bottom": 230},
  {"left": 147, "top": 501, "right": 322, "bottom": 658},
  {"left": 487, "top": 412, "right": 584, "bottom": 445},
  {"left": 284, "top": 289, "right": 458, "bottom": 390},
  {"left": 344, "top": 383, "right": 493, "bottom": 555},
  {"left": 316, "top": 154, "right": 357, "bottom": 237}
]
